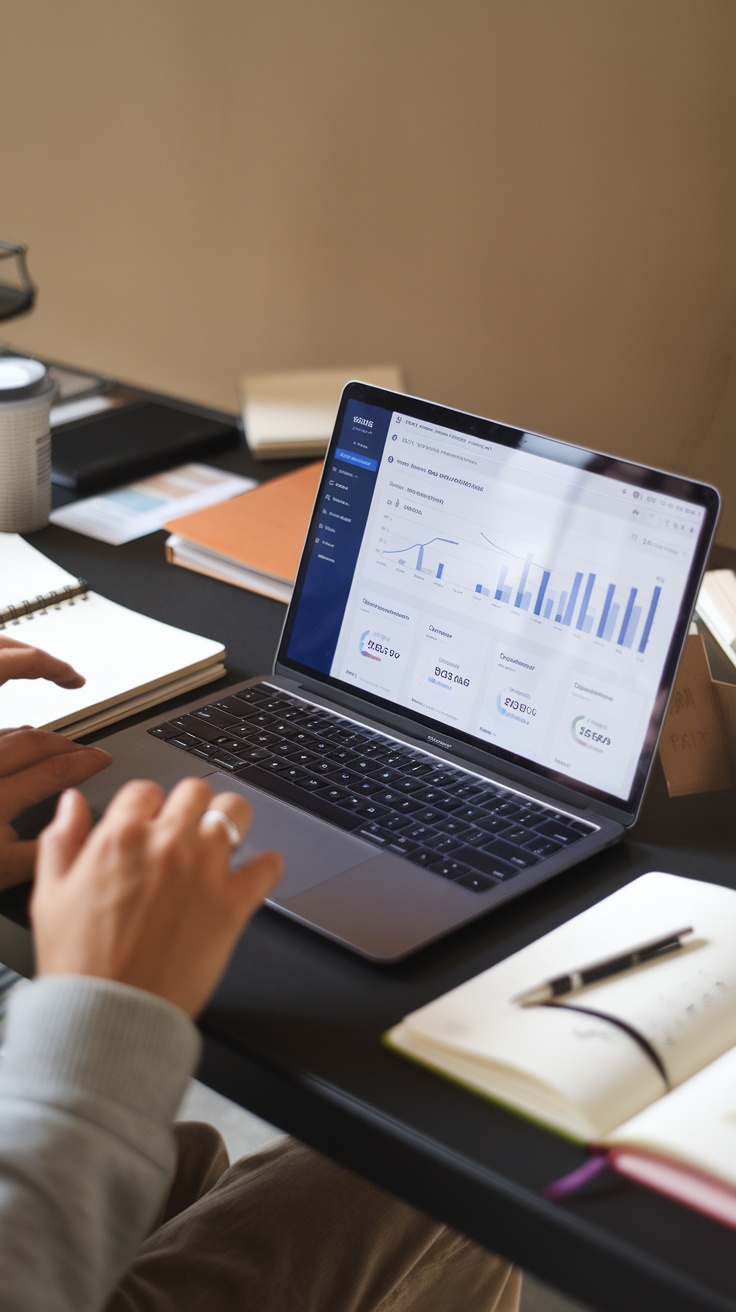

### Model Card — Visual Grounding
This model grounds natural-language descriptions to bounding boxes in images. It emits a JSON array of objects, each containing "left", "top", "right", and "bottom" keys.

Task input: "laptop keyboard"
[{"left": 150, "top": 683, "right": 596, "bottom": 894}]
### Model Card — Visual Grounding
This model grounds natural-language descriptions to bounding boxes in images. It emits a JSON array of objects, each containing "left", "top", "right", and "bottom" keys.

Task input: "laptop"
[{"left": 81, "top": 383, "right": 720, "bottom": 961}]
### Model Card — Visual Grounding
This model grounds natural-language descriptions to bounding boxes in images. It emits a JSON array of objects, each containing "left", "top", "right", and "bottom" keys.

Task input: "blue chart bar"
[
  {"left": 436, "top": 563, "right": 444, "bottom": 579},
  {"left": 563, "top": 573, "right": 583, "bottom": 626},
  {"left": 618, "top": 588, "right": 638, "bottom": 646},
  {"left": 475, "top": 583, "right": 482, "bottom": 594},
  {"left": 520, "top": 592, "right": 531, "bottom": 612},
  {"left": 544, "top": 597, "right": 554, "bottom": 619},
  {"left": 416, "top": 543, "right": 433, "bottom": 575},
  {"left": 515, "top": 554, "right": 533, "bottom": 608},
  {"left": 495, "top": 565, "right": 509, "bottom": 601},
  {"left": 623, "top": 605, "right": 642, "bottom": 650},
  {"left": 576, "top": 573, "right": 596, "bottom": 631},
  {"left": 534, "top": 569, "right": 551, "bottom": 616},
  {"left": 597, "top": 583, "right": 616, "bottom": 638},
  {"left": 603, "top": 602, "right": 620, "bottom": 641},
  {"left": 638, "top": 585, "right": 661, "bottom": 653},
  {"left": 555, "top": 591, "right": 568, "bottom": 623}
]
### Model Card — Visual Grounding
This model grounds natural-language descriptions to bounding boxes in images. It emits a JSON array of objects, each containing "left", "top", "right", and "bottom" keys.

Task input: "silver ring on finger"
[{"left": 200, "top": 808, "right": 242, "bottom": 849}]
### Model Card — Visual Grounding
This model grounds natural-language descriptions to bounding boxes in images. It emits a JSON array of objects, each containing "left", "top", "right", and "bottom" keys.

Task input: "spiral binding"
[{"left": 0, "top": 579, "right": 89, "bottom": 629}]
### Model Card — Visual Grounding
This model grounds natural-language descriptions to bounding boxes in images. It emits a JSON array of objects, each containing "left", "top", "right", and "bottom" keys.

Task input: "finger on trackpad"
[{"left": 208, "top": 775, "right": 372, "bottom": 899}]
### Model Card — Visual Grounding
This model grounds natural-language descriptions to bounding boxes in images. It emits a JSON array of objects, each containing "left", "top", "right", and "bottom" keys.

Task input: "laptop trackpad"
[{"left": 203, "top": 773, "right": 373, "bottom": 898}]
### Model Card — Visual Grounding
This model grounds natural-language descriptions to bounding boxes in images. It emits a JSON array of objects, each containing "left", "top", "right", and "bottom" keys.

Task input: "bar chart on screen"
[{"left": 373, "top": 508, "right": 666, "bottom": 661}]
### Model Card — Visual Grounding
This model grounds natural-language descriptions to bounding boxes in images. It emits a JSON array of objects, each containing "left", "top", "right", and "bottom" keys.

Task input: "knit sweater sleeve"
[{"left": 0, "top": 975, "right": 200, "bottom": 1312}]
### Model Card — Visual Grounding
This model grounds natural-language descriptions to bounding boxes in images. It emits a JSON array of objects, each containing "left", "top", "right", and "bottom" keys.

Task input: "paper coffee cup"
[{"left": 0, "top": 358, "right": 56, "bottom": 532}]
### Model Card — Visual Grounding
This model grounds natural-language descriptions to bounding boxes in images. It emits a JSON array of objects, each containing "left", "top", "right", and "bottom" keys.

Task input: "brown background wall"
[{"left": 3, "top": 0, "right": 735, "bottom": 541}]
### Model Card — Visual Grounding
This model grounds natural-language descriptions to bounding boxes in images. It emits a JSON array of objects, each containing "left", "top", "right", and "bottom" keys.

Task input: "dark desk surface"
[{"left": 2, "top": 400, "right": 735, "bottom": 1312}]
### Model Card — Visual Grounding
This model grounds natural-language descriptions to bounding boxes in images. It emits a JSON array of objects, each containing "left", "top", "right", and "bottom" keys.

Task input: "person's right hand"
[{"left": 32, "top": 777, "right": 284, "bottom": 1018}]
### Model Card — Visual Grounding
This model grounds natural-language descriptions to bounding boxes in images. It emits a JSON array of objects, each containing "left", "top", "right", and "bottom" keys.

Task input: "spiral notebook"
[{"left": 0, "top": 535, "right": 226, "bottom": 738}]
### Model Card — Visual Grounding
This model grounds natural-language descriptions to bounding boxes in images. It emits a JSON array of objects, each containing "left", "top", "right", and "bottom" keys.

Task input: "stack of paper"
[
  {"left": 50, "top": 463, "right": 254, "bottom": 545},
  {"left": 697, "top": 569, "right": 736, "bottom": 669},
  {"left": 240, "top": 365, "right": 403, "bottom": 459}
]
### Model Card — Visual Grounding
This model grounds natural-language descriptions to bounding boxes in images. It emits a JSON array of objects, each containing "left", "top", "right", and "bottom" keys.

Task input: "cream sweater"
[{"left": 0, "top": 975, "right": 199, "bottom": 1311}]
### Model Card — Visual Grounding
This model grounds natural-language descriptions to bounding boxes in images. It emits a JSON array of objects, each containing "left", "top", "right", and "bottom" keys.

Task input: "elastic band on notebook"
[{"left": 544, "top": 999, "right": 671, "bottom": 1090}]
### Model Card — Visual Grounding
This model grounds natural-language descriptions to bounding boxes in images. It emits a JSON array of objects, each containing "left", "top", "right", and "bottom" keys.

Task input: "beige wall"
[{"left": 3, "top": 0, "right": 735, "bottom": 542}]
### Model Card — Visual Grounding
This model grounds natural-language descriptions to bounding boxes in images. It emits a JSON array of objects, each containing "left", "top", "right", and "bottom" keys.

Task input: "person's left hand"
[
  {"left": 0, "top": 635, "right": 111, "bottom": 890},
  {"left": 0, "top": 634, "right": 88, "bottom": 689},
  {"left": 0, "top": 729, "right": 112, "bottom": 890}
]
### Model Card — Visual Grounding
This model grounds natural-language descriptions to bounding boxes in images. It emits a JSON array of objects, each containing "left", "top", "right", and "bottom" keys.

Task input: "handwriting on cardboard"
[{"left": 658, "top": 632, "right": 733, "bottom": 796}]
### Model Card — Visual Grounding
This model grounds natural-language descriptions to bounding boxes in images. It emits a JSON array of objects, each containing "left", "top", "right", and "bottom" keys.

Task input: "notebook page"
[
  {"left": 0, "top": 534, "right": 77, "bottom": 608},
  {"left": 0, "top": 534, "right": 223, "bottom": 732},
  {"left": 607, "top": 1045, "right": 736, "bottom": 1190},
  {"left": 0, "top": 592, "right": 224, "bottom": 731}
]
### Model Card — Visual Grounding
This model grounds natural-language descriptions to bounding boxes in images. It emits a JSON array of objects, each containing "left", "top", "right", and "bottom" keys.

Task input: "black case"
[{"left": 51, "top": 400, "right": 240, "bottom": 493}]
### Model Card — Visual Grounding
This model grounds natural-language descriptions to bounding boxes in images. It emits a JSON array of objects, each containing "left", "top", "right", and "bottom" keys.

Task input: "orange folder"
[{"left": 164, "top": 461, "right": 323, "bottom": 600}]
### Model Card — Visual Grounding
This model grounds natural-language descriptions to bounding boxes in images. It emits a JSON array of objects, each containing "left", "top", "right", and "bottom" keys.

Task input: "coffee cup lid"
[{"left": 0, "top": 357, "right": 49, "bottom": 399}]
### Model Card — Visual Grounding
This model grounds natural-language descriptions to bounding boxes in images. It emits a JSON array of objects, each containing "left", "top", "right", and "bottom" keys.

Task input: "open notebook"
[
  {"left": 0, "top": 536, "right": 226, "bottom": 737},
  {"left": 387, "top": 872, "right": 736, "bottom": 1226}
]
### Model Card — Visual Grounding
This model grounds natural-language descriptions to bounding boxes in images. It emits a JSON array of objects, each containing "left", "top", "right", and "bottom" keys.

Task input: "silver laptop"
[{"left": 82, "top": 383, "right": 720, "bottom": 961}]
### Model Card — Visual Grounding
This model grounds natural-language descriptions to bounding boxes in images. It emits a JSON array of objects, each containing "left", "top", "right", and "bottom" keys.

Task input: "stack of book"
[
  {"left": 239, "top": 365, "right": 402, "bottom": 459},
  {"left": 164, "top": 462, "right": 323, "bottom": 603}
]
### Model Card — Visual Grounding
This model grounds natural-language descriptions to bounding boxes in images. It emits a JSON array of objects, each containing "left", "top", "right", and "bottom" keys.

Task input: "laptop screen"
[{"left": 279, "top": 384, "right": 719, "bottom": 815}]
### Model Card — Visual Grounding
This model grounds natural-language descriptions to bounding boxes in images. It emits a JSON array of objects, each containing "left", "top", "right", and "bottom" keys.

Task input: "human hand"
[
  {"left": 0, "top": 635, "right": 110, "bottom": 888},
  {"left": 0, "top": 634, "right": 86, "bottom": 689},
  {"left": 32, "top": 778, "right": 284, "bottom": 1017},
  {"left": 0, "top": 728, "right": 112, "bottom": 890}
]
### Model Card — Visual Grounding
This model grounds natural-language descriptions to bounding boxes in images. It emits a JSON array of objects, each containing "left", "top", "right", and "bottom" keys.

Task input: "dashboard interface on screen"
[{"left": 283, "top": 393, "right": 712, "bottom": 806}]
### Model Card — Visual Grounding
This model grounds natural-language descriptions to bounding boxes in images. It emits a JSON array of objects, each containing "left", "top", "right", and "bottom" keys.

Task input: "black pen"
[{"left": 513, "top": 926, "right": 694, "bottom": 1006}]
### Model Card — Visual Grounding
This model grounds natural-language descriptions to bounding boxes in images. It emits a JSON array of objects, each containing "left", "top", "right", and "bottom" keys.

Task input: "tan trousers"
[{"left": 107, "top": 1124, "right": 521, "bottom": 1312}]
